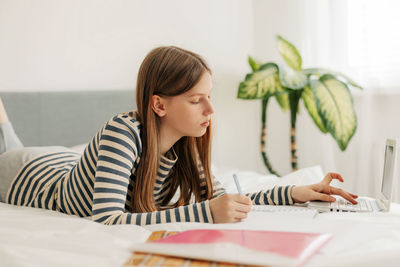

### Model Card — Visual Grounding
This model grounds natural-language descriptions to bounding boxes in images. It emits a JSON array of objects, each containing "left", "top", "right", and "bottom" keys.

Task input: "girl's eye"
[{"left": 190, "top": 96, "right": 210, "bottom": 104}]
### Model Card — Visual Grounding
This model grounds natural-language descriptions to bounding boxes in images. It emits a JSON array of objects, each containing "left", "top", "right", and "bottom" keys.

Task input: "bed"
[
  {"left": 0, "top": 90, "right": 136, "bottom": 147},
  {"left": 1, "top": 90, "right": 399, "bottom": 267}
]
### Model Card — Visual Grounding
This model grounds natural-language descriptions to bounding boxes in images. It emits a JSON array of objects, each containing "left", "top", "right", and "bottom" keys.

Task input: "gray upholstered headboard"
[{"left": 0, "top": 90, "right": 136, "bottom": 147}]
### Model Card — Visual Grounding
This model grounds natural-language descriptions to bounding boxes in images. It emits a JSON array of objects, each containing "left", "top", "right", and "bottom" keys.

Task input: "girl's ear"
[{"left": 151, "top": 95, "right": 167, "bottom": 117}]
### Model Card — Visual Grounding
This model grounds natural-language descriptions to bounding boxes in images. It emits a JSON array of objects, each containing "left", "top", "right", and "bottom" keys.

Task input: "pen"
[
  {"left": 232, "top": 173, "right": 243, "bottom": 195},
  {"left": 233, "top": 174, "right": 250, "bottom": 225}
]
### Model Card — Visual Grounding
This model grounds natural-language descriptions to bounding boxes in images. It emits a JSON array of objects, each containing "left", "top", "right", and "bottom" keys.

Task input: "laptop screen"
[{"left": 381, "top": 143, "right": 395, "bottom": 199}]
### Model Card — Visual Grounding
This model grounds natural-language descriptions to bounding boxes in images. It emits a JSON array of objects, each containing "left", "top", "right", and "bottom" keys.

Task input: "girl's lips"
[{"left": 201, "top": 121, "right": 210, "bottom": 127}]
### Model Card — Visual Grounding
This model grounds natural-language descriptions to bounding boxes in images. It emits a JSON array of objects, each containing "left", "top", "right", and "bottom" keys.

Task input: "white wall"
[
  {"left": 0, "top": 0, "right": 262, "bottom": 171},
  {"left": 0, "top": 0, "right": 253, "bottom": 91}
]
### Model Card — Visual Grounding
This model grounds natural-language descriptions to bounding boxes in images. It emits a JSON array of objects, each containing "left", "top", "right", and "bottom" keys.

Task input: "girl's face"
[{"left": 160, "top": 71, "right": 214, "bottom": 138}]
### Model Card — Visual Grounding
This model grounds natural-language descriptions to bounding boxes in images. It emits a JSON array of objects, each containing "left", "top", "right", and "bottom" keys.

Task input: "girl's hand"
[
  {"left": 291, "top": 172, "right": 359, "bottom": 204},
  {"left": 209, "top": 194, "right": 252, "bottom": 223}
]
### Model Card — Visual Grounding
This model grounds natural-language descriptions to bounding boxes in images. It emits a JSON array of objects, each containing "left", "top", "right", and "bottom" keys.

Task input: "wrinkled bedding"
[{"left": 1, "top": 166, "right": 399, "bottom": 267}]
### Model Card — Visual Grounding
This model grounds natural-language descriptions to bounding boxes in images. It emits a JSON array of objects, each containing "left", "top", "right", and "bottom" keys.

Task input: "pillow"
[{"left": 69, "top": 143, "right": 87, "bottom": 154}]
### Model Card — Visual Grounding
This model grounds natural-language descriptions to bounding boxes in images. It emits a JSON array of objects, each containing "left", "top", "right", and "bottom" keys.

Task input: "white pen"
[{"left": 232, "top": 173, "right": 243, "bottom": 195}]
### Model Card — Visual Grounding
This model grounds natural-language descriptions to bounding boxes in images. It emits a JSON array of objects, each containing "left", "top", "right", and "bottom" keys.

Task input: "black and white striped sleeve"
[
  {"left": 245, "top": 185, "right": 295, "bottom": 205},
  {"left": 211, "top": 176, "right": 226, "bottom": 198}
]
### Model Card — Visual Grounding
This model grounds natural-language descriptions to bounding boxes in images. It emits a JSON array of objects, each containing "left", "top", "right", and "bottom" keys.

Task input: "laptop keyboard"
[
  {"left": 329, "top": 197, "right": 380, "bottom": 212},
  {"left": 308, "top": 196, "right": 381, "bottom": 212}
]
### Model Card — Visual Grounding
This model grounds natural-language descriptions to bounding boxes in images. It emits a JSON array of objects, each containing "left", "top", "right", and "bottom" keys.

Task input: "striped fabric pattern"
[
  {"left": 6, "top": 111, "right": 294, "bottom": 226},
  {"left": 246, "top": 185, "right": 294, "bottom": 206}
]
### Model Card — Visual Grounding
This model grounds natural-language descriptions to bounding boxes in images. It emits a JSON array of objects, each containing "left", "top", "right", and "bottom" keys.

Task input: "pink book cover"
[{"left": 153, "top": 229, "right": 332, "bottom": 266}]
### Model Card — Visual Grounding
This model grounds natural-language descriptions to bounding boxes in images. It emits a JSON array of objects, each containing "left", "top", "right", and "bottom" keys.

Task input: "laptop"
[{"left": 307, "top": 138, "right": 397, "bottom": 213}]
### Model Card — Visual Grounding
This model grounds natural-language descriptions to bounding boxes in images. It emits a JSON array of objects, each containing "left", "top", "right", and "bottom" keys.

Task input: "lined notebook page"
[{"left": 251, "top": 205, "right": 318, "bottom": 218}]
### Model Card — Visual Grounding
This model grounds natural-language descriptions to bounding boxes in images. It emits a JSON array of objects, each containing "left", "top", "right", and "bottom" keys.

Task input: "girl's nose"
[{"left": 205, "top": 100, "right": 214, "bottom": 115}]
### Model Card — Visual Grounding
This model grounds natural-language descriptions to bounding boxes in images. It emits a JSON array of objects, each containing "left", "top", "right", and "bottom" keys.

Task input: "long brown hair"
[{"left": 133, "top": 46, "right": 214, "bottom": 213}]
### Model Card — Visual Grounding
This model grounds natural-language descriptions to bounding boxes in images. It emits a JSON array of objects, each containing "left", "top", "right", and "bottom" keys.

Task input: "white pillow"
[
  {"left": 69, "top": 144, "right": 87, "bottom": 154},
  {"left": 213, "top": 165, "right": 324, "bottom": 194}
]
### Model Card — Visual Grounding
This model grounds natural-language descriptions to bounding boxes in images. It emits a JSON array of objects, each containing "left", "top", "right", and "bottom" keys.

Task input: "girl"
[{"left": 0, "top": 46, "right": 358, "bottom": 225}]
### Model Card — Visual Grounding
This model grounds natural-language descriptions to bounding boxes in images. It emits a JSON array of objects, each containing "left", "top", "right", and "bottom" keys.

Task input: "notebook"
[
  {"left": 130, "top": 229, "right": 332, "bottom": 267},
  {"left": 251, "top": 204, "right": 318, "bottom": 218},
  {"left": 126, "top": 231, "right": 254, "bottom": 267}
]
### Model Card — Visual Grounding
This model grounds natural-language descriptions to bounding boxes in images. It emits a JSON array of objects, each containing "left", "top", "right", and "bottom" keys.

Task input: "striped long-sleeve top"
[{"left": 6, "top": 111, "right": 295, "bottom": 225}]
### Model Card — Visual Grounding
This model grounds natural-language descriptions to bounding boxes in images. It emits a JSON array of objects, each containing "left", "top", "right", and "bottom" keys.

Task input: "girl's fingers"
[
  {"left": 330, "top": 187, "right": 358, "bottom": 204},
  {"left": 233, "top": 210, "right": 248, "bottom": 220},
  {"left": 349, "top": 193, "right": 359, "bottom": 198},
  {"left": 312, "top": 191, "right": 336, "bottom": 202},
  {"left": 343, "top": 192, "right": 358, "bottom": 204},
  {"left": 234, "top": 202, "right": 252, "bottom": 213},
  {"left": 323, "top": 172, "right": 344, "bottom": 184},
  {"left": 232, "top": 194, "right": 252, "bottom": 205}
]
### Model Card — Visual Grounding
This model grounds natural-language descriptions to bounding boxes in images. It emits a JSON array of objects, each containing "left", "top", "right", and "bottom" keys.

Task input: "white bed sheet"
[
  {"left": 0, "top": 203, "right": 151, "bottom": 267},
  {"left": 1, "top": 166, "right": 399, "bottom": 267}
]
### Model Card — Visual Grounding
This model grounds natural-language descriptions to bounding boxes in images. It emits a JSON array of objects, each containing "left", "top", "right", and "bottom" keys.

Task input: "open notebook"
[
  {"left": 130, "top": 229, "right": 332, "bottom": 267},
  {"left": 251, "top": 204, "right": 318, "bottom": 218}
]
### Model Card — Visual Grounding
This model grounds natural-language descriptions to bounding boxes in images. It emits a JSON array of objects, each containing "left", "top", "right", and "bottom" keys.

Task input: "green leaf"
[
  {"left": 302, "top": 85, "right": 328, "bottom": 133},
  {"left": 311, "top": 74, "right": 357, "bottom": 150},
  {"left": 276, "top": 35, "right": 302, "bottom": 71},
  {"left": 279, "top": 66, "right": 308, "bottom": 90},
  {"left": 303, "top": 68, "right": 363, "bottom": 89},
  {"left": 248, "top": 56, "right": 261, "bottom": 72},
  {"left": 237, "top": 63, "right": 284, "bottom": 99},
  {"left": 275, "top": 92, "right": 290, "bottom": 111}
]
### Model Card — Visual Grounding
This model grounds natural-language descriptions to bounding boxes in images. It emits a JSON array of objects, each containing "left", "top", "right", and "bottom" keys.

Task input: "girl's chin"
[{"left": 187, "top": 130, "right": 207, "bottom": 138}]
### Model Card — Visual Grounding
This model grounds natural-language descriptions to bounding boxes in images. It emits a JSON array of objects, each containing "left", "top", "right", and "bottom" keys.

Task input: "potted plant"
[{"left": 237, "top": 35, "right": 362, "bottom": 176}]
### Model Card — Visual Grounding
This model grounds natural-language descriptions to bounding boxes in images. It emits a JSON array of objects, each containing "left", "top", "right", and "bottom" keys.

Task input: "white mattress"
[{"left": 1, "top": 166, "right": 399, "bottom": 267}]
